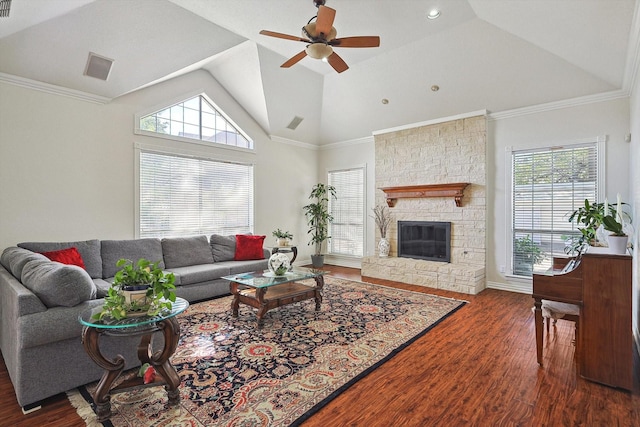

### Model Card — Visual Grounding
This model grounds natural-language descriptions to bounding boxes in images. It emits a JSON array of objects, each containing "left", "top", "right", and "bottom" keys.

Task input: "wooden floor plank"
[{"left": 0, "top": 265, "right": 638, "bottom": 426}]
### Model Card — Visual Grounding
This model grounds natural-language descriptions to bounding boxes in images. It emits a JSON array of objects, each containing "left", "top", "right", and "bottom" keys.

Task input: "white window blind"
[
  {"left": 512, "top": 143, "right": 598, "bottom": 276},
  {"left": 328, "top": 168, "right": 364, "bottom": 256},
  {"left": 139, "top": 151, "right": 253, "bottom": 238}
]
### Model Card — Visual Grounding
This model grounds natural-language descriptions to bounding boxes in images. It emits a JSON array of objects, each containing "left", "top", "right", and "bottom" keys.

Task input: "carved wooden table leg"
[
  {"left": 256, "top": 287, "right": 268, "bottom": 327},
  {"left": 534, "top": 298, "right": 543, "bottom": 366},
  {"left": 314, "top": 275, "right": 324, "bottom": 311},
  {"left": 230, "top": 281, "right": 240, "bottom": 317},
  {"left": 81, "top": 326, "right": 126, "bottom": 422},
  {"left": 145, "top": 317, "right": 181, "bottom": 405}
]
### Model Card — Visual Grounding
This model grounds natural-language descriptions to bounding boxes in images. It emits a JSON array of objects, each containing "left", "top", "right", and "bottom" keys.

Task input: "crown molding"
[
  {"left": 269, "top": 135, "right": 319, "bottom": 150},
  {"left": 372, "top": 110, "right": 488, "bottom": 136},
  {"left": 0, "top": 72, "right": 111, "bottom": 104},
  {"left": 320, "top": 135, "right": 374, "bottom": 150},
  {"left": 623, "top": 0, "right": 640, "bottom": 94},
  {"left": 488, "top": 89, "right": 629, "bottom": 121}
]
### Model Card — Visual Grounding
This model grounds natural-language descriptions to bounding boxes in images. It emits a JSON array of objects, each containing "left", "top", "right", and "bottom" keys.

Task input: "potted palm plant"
[{"left": 303, "top": 183, "right": 336, "bottom": 268}]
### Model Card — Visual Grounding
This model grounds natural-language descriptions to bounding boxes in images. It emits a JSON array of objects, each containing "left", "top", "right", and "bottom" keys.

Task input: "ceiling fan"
[{"left": 259, "top": 0, "right": 380, "bottom": 73}]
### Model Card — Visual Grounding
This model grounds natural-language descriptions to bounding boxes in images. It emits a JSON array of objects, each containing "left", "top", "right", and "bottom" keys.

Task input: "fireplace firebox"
[{"left": 397, "top": 221, "right": 451, "bottom": 262}]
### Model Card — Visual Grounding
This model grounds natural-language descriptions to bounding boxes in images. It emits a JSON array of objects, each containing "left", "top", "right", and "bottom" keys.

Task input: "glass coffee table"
[{"left": 223, "top": 267, "right": 325, "bottom": 327}]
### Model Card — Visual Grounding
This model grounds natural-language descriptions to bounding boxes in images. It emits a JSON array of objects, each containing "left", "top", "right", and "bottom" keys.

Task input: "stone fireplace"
[{"left": 361, "top": 114, "right": 486, "bottom": 295}]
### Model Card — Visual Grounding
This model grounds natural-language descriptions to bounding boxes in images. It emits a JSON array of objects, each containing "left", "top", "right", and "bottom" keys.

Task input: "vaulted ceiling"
[{"left": 0, "top": 0, "right": 637, "bottom": 145}]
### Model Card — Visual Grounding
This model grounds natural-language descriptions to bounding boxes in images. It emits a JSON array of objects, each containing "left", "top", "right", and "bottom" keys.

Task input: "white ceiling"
[{"left": 0, "top": 0, "right": 637, "bottom": 145}]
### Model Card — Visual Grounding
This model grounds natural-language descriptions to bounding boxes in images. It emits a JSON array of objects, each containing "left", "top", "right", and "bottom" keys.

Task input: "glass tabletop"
[
  {"left": 222, "top": 267, "right": 325, "bottom": 289},
  {"left": 79, "top": 297, "right": 189, "bottom": 329}
]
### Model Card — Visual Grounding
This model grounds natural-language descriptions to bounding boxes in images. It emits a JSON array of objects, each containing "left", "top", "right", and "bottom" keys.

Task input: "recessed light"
[
  {"left": 381, "top": 98, "right": 389, "bottom": 104},
  {"left": 427, "top": 9, "right": 441, "bottom": 20},
  {"left": 431, "top": 85, "right": 440, "bottom": 92}
]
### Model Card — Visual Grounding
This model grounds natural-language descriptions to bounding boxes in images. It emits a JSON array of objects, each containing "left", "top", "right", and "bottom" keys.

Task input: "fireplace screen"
[{"left": 397, "top": 221, "right": 451, "bottom": 262}]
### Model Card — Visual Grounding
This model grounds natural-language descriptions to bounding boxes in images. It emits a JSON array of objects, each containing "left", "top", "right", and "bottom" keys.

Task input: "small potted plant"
[
  {"left": 601, "top": 195, "right": 632, "bottom": 254},
  {"left": 303, "top": 183, "right": 337, "bottom": 268},
  {"left": 272, "top": 228, "right": 293, "bottom": 246},
  {"left": 93, "top": 258, "right": 176, "bottom": 321},
  {"left": 372, "top": 205, "right": 392, "bottom": 257}
]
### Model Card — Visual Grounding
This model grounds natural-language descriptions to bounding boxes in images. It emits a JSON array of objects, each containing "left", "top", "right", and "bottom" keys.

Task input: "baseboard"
[{"left": 486, "top": 280, "right": 531, "bottom": 294}]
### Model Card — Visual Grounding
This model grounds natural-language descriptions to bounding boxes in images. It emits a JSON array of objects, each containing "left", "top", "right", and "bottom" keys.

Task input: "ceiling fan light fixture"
[
  {"left": 306, "top": 43, "right": 333, "bottom": 59},
  {"left": 303, "top": 22, "right": 337, "bottom": 41},
  {"left": 427, "top": 9, "right": 441, "bottom": 20}
]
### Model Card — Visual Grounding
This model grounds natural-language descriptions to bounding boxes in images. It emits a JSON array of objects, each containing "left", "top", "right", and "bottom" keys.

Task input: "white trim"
[
  {"left": 134, "top": 141, "right": 255, "bottom": 165},
  {"left": 0, "top": 72, "right": 111, "bottom": 104},
  {"left": 622, "top": 0, "right": 640, "bottom": 94},
  {"left": 135, "top": 128, "right": 255, "bottom": 155},
  {"left": 320, "top": 136, "right": 375, "bottom": 150},
  {"left": 269, "top": 135, "right": 319, "bottom": 150},
  {"left": 323, "top": 255, "right": 362, "bottom": 269},
  {"left": 486, "top": 280, "right": 531, "bottom": 295},
  {"left": 488, "top": 90, "right": 628, "bottom": 121},
  {"left": 373, "top": 110, "right": 487, "bottom": 135}
]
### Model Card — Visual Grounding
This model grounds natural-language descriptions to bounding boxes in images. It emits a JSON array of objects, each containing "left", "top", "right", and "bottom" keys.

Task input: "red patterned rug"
[{"left": 68, "top": 276, "right": 466, "bottom": 426}]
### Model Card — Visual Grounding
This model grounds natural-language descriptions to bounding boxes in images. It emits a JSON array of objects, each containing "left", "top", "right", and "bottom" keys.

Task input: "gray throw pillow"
[
  {"left": 21, "top": 259, "right": 97, "bottom": 308},
  {"left": 101, "top": 238, "right": 164, "bottom": 278},
  {"left": 210, "top": 234, "right": 236, "bottom": 262},
  {"left": 0, "top": 247, "right": 49, "bottom": 280},
  {"left": 17, "top": 239, "right": 102, "bottom": 279},
  {"left": 162, "top": 235, "right": 214, "bottom": 268}
]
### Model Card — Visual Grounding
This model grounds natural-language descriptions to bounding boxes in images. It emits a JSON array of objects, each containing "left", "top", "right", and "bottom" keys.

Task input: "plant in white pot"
[
  {"left": 372, "top": 205, "right": 392, "bottom": 257},
  {"left": 272, "top": 228, "right": 293, "bottom": 247},
  {"left": 602, "top": 194, "right": 633, "bottom": 254},
  {"left": 303, "top": 183, "right": 336, "bottom": 268}
]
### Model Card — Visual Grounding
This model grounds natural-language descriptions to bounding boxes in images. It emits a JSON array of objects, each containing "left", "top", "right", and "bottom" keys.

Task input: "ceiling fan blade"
[
  {"left": 330, "top": 36, "right": 381, "bottom": 48},
  {"left": 260, "top": 30, "right": 310, "bottom": 43},
  {"left": 316, "top": 5, "right": 336, "bottom": 36},
  {"left": 327, "top": 52, "right": 349, "bottom": 73},
  {"left": 281, "top": 51, "right": 307, "bottom": 68}
]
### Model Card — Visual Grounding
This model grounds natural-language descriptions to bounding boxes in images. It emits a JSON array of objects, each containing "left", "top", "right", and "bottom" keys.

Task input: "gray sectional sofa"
[{"left": 0, "top": 234, "right": 269, "bottom": 410}]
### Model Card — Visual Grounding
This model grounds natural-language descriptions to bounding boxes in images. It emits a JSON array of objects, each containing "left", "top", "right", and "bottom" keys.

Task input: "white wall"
[
  {"left": 629, "top": 63, "right": 640, "bottom": 345},
  {"left": 487, "top": 97, "right": 631, "bottom": 291},
  {"left": 0, "top": 70, "right": 318, "bottom": 261}
]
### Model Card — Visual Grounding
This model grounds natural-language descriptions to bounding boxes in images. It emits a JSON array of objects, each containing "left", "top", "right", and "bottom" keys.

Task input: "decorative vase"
[
  {"left": 607, "top": 235, "right": 629, "bottom": 255},
  {"left": 268, "top": 252, "right": 291, "bottom": 276},
  {"left": 378, "top": 237, "right": 390, "bottom": 257},
  {"left": 277, "top": 237, "right": 290, "bottom": 247}
]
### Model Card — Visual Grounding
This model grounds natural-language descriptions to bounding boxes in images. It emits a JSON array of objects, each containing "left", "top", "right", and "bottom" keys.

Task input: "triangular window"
[{"left": 139, "top": 95, "right": 253, "bottom": 149}]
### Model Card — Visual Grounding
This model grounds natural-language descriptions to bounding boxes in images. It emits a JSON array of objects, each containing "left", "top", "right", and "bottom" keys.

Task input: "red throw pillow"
[
  {"left": 234, "top": 235, "right": 266, "bottom": 261},
  {"left": 40, "top": 247, "right": 86, "bottom": 270}
]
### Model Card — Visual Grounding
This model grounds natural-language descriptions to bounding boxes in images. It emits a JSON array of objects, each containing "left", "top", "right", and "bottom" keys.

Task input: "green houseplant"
[
  {"left": 567, "top": 199, "right": 606, "bottom": 248},
  {"left": 303, "top": 183, "right": 337, "bottom": 268},
  {"left": 513, "top": 235, "right": 545, "bottom": 276},
  {"left": 272, "top": 228, "right": 293, "bottom": 246},
  {"left": 93, "top": 258, "right": 176, "bottom": 321}
]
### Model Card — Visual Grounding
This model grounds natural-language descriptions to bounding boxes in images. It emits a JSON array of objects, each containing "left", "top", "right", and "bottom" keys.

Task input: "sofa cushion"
[
  {"left": 210, "top": 234, "right": 236, "bottom": 262},
  {"left": 164, "top": 264, "right": 231, "bottom": 286},
  {"left": 234, "top": 235, "right": 266, "bottom": 261},
  {"left": 40, "top": 247, "right": 86, "bottom": 270},
  {"left": 162, "top": 235, "right": 214, "bottom": 269},
  {"left": 21, "top": 259, "right": 97, "bottom": 308},
  {"left": 18, "top": 239, "right": 102, "bottom": 279},
  {"left": 93, "top": 278, "right": 112, "bottom": 298},
  {"left": 1, "top": 247, "right": 49, "bottom": 280},
  {"left": 101, "top": 238, "right": 164, "bottom": 279}
]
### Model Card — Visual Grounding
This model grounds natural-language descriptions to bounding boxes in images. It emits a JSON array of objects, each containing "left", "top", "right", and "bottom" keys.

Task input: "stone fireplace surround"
[{"left": 361, "top": 113, "right": 487, "bottom": 295}]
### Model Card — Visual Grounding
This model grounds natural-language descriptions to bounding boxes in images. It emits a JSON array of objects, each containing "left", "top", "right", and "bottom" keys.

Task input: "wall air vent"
[
  {"left": 0, "top": 0, "right": 11, "bottom": 18},
  {"left": 84, "top": 52, "right": 114, "bottom": 81},
  {"left": 286, "top": 116, "right": 304, "bottom": 130}
]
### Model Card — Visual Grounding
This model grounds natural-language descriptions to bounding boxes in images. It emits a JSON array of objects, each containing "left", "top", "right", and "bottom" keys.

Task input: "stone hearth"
[{"left": 362, "top": 114, "right": 487, "bottom": 295}]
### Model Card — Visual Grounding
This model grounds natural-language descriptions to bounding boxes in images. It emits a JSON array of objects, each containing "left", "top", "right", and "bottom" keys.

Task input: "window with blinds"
[
  {"left": 328, "top": 168, "right": 365, "bottom": 257},
  {"left": 139, "top": 151, "right": 254, "bottom": 238},
  {"left": 512, "top": 143, "right": 598, "bottom": 276}
]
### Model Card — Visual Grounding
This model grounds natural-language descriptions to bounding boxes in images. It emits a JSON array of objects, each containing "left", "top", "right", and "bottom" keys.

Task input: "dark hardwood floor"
[{"left": 1, "top": 265, "right": 638, "bottom": 426}]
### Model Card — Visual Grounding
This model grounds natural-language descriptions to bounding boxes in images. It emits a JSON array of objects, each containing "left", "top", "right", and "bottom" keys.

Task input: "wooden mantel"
[{"left": 380, "top": 183, "right": 470, "bottom": 207}]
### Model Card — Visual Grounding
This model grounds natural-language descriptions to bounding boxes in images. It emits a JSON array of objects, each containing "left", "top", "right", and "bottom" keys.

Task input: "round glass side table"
[{"left": 78, "top": 297, "right": 189, "bottom": 422}]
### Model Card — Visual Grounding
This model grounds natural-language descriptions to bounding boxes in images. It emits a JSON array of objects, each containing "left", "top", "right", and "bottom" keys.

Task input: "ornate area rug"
[{"left": 67, "top": 277, "right": 466, "bottom": 426}]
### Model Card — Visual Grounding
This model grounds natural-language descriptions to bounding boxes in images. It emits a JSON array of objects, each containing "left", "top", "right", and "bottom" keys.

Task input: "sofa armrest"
[{"left": 0, "top": 266, "right": 47, "bottom": 318}]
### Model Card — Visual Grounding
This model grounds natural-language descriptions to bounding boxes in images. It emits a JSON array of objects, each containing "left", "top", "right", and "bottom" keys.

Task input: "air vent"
[
  {"left": 286, "top": 116, "right": 304, "bottom": 130},
  {"left": 0, "top": 0, "right": 11, "bottom": 18},
  {"left": 84, "top": 52, "right": 114, "bottom": 81}
]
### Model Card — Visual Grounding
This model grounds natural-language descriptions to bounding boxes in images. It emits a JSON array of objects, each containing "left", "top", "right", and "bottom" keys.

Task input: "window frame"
[
  {"left": 134, "top": 90, "right": 254, "bottom": 152},
  {"left": 327, "top": 166, "right": 367, "bottom": 258},
  {"left": 506, "top": 137, "right": 605, "bottom": 278},
  {"left": 134, "top": 143, "right": 256, "bottom": 239}
]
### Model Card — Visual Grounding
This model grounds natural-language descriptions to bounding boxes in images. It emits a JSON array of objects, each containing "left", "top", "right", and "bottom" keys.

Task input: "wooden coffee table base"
[{"left": 230, "top": 276, "right": 324, "bottom": 326}]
